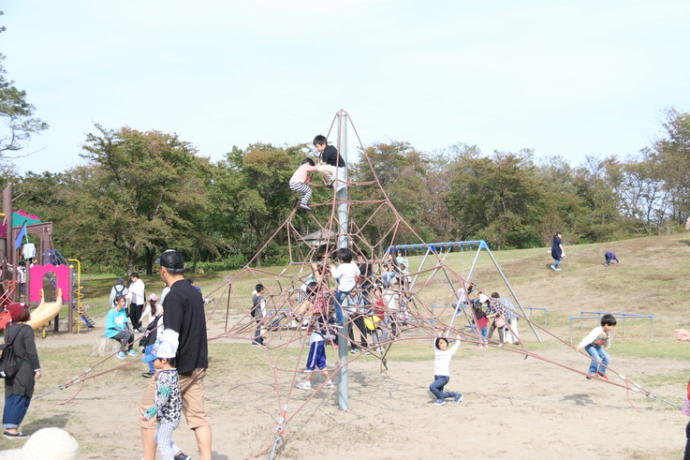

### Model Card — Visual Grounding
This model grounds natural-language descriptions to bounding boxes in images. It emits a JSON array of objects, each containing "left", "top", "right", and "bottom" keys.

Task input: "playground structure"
[
  {"left": 0, "top": 184, "right": 90, "bottom": 333},
  {"left": 386, "top": 240, "right": 542, "bottom": 342},
  {"left": 200, "top": 110, "right": 676, "bottom": 459},
  {"left": 23, "top": 110, "right": 682, "bottom": 460}
]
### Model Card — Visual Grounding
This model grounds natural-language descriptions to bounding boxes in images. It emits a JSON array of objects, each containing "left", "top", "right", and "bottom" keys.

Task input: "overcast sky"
[{"left": 3, "top": 0, "right": 690, "bottom": 173}]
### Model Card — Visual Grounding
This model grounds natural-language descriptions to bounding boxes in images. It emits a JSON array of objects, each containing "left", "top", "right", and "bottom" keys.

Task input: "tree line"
[{"left": 3, "top": 110, "right": 690, "bottom": 274}]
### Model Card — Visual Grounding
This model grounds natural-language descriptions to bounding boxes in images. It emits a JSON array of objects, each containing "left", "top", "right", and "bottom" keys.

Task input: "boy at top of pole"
[
  {"left": 289, "top": 158, "right": 319, "bottom": 212},
  {"left": 577, "top": 314, "right": 617, "bottom": 380},
  {"left": 313, "top": 134, "right": 346, "bottom": 193}
]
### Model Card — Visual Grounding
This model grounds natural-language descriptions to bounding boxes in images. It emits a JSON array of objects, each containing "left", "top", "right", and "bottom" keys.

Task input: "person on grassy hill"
[
  {"left": 289, "top": 158, "right": 319, "bottom": 211},
  {"left": 105, "top": 295, "right": 136, "bottom": 359},
  {"left": 313, "top": 134, "right": 346, "bottom": 192},
  {"left": 141, "top": 342, "right": 182, "bottom": 460},
  {"left": 550, "top": 232, "right": 565, "bottom": 271},
  {"left": 674, "top": 329, "right": 690, "bottom": 460},
  {"left": 329, "top": 248, "right": 360, "bottom": 324},
  {"left": 140, "top": 295, "right": 165, "bottom": 377},
  {"left": 295, "top": 322, "right": 334, "bottom": 391},
  {"left": 109, "top": 277, "right": 128, "bottom": 307},
  {"left": 128, "top": 272, "right": 146, "bottom": 332},
  {"left": 251, "top": 284, "right": 267, "bottom": 347},
  {"left": 1, "top": 303, "right": 41, "bottom": 439},
  {"left": 603, "top": 251, "right": 619, "bottom": 266},
  {"left": 140, "top": 249, "right": 210, "bottom": 460},
  {"left": 577, "top": 314, "right": 616, "bottom": 380},
  {"left": 429, "top": 335, "right": 463, "bottom": 406}
]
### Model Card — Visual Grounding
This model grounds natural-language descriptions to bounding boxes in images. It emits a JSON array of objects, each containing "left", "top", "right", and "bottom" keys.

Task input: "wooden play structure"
[{"left": 0, "top": 184, "right": 92, "bottom": 333}]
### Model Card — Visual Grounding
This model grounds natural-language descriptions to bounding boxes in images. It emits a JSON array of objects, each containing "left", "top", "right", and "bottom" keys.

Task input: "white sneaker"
[
  {"left": 296, "top": 381, "right": 311, "bottom": 390},
  {"left": 324, "top": 380, "right": 335, "bottom": 388}
]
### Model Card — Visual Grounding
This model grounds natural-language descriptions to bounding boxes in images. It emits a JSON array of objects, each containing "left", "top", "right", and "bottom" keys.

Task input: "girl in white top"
[{"left": 429, "top": 336, "right": 463, "bottom": 406}]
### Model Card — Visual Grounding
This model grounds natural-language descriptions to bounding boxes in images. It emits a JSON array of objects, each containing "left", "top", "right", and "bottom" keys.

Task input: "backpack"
[
  {"left": 251, "top": 295, "right": 264, "bottom": 318},
  {"left": 113, "top": 284, "right": 125, "bottom": 304},
  {"left": 0, "top": 326, "right": 24, "bottom": 379}
]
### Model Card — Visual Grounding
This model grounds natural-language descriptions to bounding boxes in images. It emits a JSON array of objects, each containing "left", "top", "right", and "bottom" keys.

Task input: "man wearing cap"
[{"left": 140, "top": 250, "right": 211, "bottom": 460}]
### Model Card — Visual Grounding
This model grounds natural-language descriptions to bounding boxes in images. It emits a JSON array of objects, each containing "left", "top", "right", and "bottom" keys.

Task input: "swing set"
[{"left": 387, "top": 240, "right": 542, "bottom": 342}]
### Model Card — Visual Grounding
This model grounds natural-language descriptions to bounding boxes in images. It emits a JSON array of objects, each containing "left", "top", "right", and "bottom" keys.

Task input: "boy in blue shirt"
[
  {"left": 604, "top": 251, "right": 619, "bottom": 266},
  {"left": 105, "top": 295, "right": 136, "bottom": 358}
]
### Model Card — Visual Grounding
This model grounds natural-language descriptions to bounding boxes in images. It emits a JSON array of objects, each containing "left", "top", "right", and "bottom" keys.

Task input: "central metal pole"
[
  {"left": 333, "top": 109, "right": 350, "bottom": 410},
  {"left": 335, "top": 109, "right": 349, "bottom": 411}
]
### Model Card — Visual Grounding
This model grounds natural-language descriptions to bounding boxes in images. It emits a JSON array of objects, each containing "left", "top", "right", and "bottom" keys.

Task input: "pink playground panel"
[{"left": 29, "top": 264, "right": 71, "bottom": 302}]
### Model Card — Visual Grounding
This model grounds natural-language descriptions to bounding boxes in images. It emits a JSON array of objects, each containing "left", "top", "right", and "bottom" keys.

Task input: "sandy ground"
[{"left": 1, "top": 323, "right": 686, "bottom": 460}]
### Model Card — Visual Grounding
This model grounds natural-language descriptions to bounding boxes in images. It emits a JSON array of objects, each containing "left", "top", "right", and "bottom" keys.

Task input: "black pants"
[
  {"left": 129, "top": 303, "right": 143, "bottom": 330},
  {"left": 684, "top": 420, "right": 690, "bottom": 460},
  {"left": 253, "top": 318, "right": 264, "bottom": 344},
  {"left": 488, "top": 321, "right": 505, "bottom": 343},
  {"left": 348, "top": 314, "right": 368, "bottom": 350}
]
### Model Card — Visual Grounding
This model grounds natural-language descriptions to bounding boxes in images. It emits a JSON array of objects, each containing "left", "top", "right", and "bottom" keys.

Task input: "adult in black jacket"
[{"left": 2, "top": 303, "right": 41, "bottom": 438}]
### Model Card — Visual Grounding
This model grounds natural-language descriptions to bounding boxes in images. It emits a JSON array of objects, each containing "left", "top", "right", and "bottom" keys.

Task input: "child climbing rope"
[
  {"left": 289, "top": 158, "right": 319, "bottom": 211},
  {"left": 429, "top": 335, "right": 463, "bottom": 406},
  {"left": 329, "top": 248, "right": 360, "bottom": 324},
  {"left": 141, "top": 342, "right": 182, "bottom": 460},
  {"left": 577, "top": 314, "right": 617, "bottom": 379}
]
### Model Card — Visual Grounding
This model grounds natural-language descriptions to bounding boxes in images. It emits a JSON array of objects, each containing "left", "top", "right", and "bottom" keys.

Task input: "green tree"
[
  {"left": 652, "top": 109, "right": 690, "bottom": 223},
  {"left": 446, "top": 151, "right": 546, "bottom": 249},
  {"left": 78, "top": 125, "right": 215, "bottom": 273},
  {"left": 351, "top": 142, "right": 437, "bottom": 248},
  {"left": 0, "top": 13, "right": 48, "bottom": 154}
]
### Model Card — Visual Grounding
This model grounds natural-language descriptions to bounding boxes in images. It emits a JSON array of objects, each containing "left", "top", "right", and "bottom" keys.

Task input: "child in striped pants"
[{"left": 289, "top": 158, "right": 319, "bottom": 211}]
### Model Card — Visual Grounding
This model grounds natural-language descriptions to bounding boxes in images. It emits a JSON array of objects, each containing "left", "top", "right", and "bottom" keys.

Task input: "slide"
[{"left": 26, "top": 289, "right": 63, "bottom": 330}]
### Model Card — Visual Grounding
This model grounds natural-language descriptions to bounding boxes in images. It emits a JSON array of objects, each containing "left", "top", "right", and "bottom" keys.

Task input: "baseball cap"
[
  {"left": 157, "top": 249, "right": 185, "bottom": 274},
  {"left": 141, "top": 341, "right": 177, "bottom": 363}
]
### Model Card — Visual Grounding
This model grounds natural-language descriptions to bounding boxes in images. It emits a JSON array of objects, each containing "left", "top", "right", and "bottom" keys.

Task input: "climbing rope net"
[{"left": 37, "top": 111, "right": 682, "bottom": 459}]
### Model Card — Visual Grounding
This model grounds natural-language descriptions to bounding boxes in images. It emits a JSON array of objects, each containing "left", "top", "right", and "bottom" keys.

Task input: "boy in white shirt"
[
  {"left": 577, "top": 314, "right": 617, "bottom": 380},
  {"left": 329, "top": 248, "right": 360, "bottom": 324}
]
